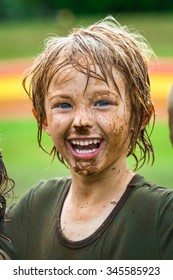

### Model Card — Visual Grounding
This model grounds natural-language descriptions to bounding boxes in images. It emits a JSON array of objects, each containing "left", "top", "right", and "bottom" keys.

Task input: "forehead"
[{"left": 48, "top": 61, "right": 127, "bottom": 98}]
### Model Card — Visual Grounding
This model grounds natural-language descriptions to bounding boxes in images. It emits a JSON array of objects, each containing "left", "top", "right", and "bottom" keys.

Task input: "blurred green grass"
[
  {"left": 0, "top": 12, "right": 173, "bottom": 59},
  {"left": 0, "top": 119, "right": 70, "bottom": 201},
  {"left": 0, "top": 119, "right": 173, "bottom": 204}
]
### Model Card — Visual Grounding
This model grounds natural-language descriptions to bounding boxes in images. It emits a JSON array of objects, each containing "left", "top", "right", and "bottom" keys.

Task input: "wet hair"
[
  {"left": 0, "top": 152, "right": 14, "bottom": 197},
  {"left": 0, "top": 152, "right": 14, "bottom": 238},
  {"left": 23, "top": 16, "right": 155, "bottom": 170}
]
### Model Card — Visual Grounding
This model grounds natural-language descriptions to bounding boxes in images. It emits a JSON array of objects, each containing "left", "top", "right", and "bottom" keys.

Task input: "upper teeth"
[{"left": 71, "top": 139, "right": 100, "bottom": 146}]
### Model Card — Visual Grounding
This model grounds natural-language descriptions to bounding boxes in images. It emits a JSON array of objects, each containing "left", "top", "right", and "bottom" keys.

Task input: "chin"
[
  {"left": 74, "top": 168, "right": 96, "bottom": 176},
  {"left": 72, "top": 161, "right": 99, "bottom": 176}
]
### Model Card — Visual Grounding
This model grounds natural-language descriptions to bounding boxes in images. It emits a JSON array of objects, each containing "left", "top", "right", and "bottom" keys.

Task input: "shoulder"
[
  {"left": 130, "top": 174, "right": 173, "bottom": 210},
  {"left": 23, "top": 176, "right": 71, "bottom": 207},
  {"left": 30, "top": 176, "right": 71, "bottom": 197},
  {"left": 133, "top": 174, "right": 173, "bottom": 198},
  {"left": 128, "top": 174, "right": 173, "bottom": 230},
  {"left": 6, "top": 176, "right": 71, "bottom": 218}
]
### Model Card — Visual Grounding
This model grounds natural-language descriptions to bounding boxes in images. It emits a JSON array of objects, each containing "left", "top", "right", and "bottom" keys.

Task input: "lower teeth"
[{"left": 75, "top": 148, "right": 97, "bottom": 154}]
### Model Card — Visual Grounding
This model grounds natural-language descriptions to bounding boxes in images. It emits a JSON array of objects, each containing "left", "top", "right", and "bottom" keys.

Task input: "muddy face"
[{"left": 43, "top": 65, "right": 131, "bottom": 176}]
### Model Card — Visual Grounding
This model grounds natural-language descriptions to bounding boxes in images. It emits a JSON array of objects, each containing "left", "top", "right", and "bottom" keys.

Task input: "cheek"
[
  {"left": 97, "top": 112, "right": 129, "bottom": 140},
  {"left": 45, "top": 117, "right": 67, "bottom": 152},
  {"left": 47, "top": 113, "right": 69, "bottom": 135}
]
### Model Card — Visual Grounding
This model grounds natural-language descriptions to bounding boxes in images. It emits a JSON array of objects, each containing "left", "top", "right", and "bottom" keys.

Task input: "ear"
[
  {"left": 42, "top": 119, "right": 51, "bottom": 136},
  {"left": 32, "top": 108, "right": 51, "bottom": 136},
  {"left": 141, "top": 103, "right": 154, "bottom": 130},
  {"left": 32, "top": 108, "right": 37, "bottom": 120}
]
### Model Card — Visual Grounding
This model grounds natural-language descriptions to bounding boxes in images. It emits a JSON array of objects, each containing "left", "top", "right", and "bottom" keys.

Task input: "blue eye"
[
  {"left": 95, "top": 100, "right": 109, "bottom": 107},
  {"left": 59, "top": 103, "right": 72, "bottom": 109}
]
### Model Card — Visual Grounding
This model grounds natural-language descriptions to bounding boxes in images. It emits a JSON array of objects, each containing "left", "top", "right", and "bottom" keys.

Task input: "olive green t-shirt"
[{"left": 0, "top": 174, "right": 173, "bottom": 259}]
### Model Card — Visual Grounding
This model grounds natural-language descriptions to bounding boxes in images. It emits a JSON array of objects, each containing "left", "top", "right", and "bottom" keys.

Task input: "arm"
[{"left": 168, "top": 84, "right": 173, "bottom": 146}]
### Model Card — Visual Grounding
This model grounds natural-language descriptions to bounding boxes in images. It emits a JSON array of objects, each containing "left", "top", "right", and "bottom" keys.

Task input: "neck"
[
  {"left": 61, "top": 160, "right": 135, "bottom": 241},
  {"left": 69, "top": 160, "right": 135, "bottom": 206}
]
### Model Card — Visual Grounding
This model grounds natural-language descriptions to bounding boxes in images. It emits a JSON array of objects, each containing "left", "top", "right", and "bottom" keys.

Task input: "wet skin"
[{"left": 43, "top": 65, "right": 132, "bottom": 178}]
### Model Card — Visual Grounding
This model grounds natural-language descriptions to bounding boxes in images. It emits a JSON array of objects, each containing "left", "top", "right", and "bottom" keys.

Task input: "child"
[{"left": 1, "top": 16, "right": 173, "bottom": 260}]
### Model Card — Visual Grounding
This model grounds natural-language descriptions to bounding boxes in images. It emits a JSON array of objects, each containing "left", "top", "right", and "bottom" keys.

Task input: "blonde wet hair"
[{"left": 23, "top": 16, "right": 155, "bottom": 170}]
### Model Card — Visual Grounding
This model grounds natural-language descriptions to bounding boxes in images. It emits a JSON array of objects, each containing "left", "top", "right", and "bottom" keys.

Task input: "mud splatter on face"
[
  {"left": 73, "top": 160, "right": 97, "bottom": 176},
  {"left": 44, "top": 65, "right": 131, "bottom": 176}
]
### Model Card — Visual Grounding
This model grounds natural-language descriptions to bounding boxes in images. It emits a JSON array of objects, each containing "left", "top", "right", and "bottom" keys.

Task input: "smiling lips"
[{"left": 70, "top": 139, "right": 102, "bottom": 155}]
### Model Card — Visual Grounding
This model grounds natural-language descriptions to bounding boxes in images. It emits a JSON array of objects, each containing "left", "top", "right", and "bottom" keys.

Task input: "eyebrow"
[
  {"left": 48, "top": 89, "right": 119, "bottom": 101},
  {"left": 48, "top": 93, "right": 73, "bottom": 101},
  {"left": 92, "top": 90, "right": 119, "bottom": 97}
]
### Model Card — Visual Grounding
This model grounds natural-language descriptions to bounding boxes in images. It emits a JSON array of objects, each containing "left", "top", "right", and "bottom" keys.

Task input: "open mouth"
[{"left": 70, "top": 139, "right": 101, "bottom": 155}]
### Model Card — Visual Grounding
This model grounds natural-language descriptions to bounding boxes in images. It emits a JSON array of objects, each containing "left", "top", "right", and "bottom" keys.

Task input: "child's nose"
[{"left": 72, "top": 109, "right": 93, "bottom": 130}]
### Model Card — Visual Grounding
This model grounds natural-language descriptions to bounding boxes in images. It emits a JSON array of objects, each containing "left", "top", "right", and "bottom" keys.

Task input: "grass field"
[
  {"left": 0, "top": 119, "right": 69, "bottom": 201},
  {"left": 0, "top": 12, "right": 173, "bottom": 59},
  {"left": 0, "top": 118, "right": 173, "bottom": 203}
]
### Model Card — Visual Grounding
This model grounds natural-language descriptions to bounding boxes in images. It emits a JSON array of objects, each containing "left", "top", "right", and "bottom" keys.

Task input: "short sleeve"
[{"left": 0, "top": 181, "right": 44, "bottom": 259}]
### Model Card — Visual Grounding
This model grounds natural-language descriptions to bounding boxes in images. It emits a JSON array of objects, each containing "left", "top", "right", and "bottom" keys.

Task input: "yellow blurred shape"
[
  {"left": 150, "top": 73, "right": 173, "bottom": 99},
  {"left": 0, "top": 73, "right": 173, "bottom": 101},
  {"left": 0, "top": 75, "right": 27, "bottom": 101}
]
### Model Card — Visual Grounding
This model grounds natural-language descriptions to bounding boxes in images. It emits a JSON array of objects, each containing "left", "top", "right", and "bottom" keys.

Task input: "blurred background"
[{"left": 0, "top": 0, "right": 173, "bottom": 201}]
